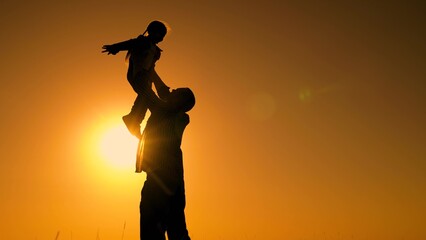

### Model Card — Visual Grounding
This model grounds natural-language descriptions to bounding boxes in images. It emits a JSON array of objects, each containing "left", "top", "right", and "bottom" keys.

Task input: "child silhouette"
[{"left": 102, "top": 20, "right": 168, "bottom": 138}]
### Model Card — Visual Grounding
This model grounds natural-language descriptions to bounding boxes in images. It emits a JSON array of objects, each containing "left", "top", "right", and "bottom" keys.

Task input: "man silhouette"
[{"left": 135, "top": 72, "right": 194, "bottom": 240}]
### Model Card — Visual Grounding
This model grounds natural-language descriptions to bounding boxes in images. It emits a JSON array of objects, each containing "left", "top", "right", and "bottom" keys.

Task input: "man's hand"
[{"left": 102, "top": 45, "right": 119, "bottom": 55}]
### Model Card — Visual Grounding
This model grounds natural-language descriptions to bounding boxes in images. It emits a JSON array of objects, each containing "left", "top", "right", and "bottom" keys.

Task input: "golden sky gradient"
[{"left": 1, "top": 1, "right": 425, "bottom": 239}]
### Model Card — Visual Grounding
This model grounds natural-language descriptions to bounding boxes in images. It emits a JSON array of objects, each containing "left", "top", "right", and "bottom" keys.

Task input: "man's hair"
[
  {"left": 179, "top": 88, "right": 196, "bottom": 112},
  {"left": 147, "top": 20, "right": 168, "bottom": 36}
]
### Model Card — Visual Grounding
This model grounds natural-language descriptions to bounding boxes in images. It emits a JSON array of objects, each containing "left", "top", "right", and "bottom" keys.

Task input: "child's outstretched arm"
[{"left": 102, "top": 38, "right": 136, "bottom": 55}]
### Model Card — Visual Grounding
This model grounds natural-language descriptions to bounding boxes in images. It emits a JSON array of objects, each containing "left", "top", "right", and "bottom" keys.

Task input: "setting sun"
[
  {"left": 2, "top": 1, "right": 425, "bottom": 239},
  {"left": 98, "top": 124, "right": 139, "bottom": 170}
]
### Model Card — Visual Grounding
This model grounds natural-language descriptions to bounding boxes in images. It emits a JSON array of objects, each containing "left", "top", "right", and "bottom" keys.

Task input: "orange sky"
[{"left": 1, "top": 1, "right": 425, "bottom": 239}]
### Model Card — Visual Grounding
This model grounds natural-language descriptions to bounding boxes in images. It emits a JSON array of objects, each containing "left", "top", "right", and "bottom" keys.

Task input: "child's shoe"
[{"left": 122, "top": 114, "right": 142, "bottom": 139}]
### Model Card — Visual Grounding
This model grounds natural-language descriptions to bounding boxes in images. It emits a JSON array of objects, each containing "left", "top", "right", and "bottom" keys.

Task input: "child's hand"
[{"left": 102, "top": 45, "right": 119, "bottom": 55}]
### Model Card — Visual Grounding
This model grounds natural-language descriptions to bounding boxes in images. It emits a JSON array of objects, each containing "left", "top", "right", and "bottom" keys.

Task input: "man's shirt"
[{"left": 135, "top": 86, "right": 190, "bottom": 184}]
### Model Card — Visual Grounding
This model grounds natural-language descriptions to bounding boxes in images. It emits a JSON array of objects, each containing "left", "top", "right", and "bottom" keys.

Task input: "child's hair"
[
  {"left": 144, "top": 20, "right": 168, "bottom": 37},
  {"left": 126, "top": 21, "right": 169, "bottom": 62}
]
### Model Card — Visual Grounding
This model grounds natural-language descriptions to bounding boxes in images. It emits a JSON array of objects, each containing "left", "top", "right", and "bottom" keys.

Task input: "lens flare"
[
  {"left": 299, "top": 89, "right": 312, "bottom": 102},
  {"left": 246, "top": 92, "right": 276, "bottom": 121}
]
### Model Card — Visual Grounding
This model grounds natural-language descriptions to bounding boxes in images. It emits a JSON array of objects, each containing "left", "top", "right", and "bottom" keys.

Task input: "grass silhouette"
[{"left": 50, "top": 221, "right": 127, "bottom": 240}]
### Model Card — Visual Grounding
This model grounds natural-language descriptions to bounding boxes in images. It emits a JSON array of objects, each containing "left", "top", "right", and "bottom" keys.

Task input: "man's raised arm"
[
  {"left": 151, "top": 70, "right": 171, "bottom": 100},
  {"left": 132, "top": 72, "right": 175, "bottom": 112}
]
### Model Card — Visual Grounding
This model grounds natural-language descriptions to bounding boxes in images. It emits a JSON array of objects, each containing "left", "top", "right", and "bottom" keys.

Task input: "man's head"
[
  {"left": 146, "top": 20, "right": 168, "bottom": 44},
  {"left": 169, "top": 88, "right": 196, "bottom": 113}
]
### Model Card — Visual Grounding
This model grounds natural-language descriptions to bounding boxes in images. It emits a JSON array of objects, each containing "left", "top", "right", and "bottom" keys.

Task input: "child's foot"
[{"left": 122, "top": 114, "right": 142, "bottom": 139}]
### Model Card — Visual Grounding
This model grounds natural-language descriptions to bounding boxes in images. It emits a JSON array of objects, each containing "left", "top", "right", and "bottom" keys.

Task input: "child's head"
[
  {"left": 169, "top": 88, "right": 196, "bottom": 112},
  {"left": 146, "top": 20, "right": 168, "bottom": 44}
]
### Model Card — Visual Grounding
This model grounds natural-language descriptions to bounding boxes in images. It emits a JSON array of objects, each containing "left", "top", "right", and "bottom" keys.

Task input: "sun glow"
[{"left": 98, "top": 124, "right": 139, "bottom": 170}]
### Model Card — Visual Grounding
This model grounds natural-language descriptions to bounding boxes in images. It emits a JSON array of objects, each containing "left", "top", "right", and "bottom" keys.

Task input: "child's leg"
[
  {"left": 130, "top": 94, "right": 148, "bottom": 121},
  {"left": 123, "top": 95, "right": 148, "bottom": 138},
  {"left": 124, "top": 68, "right": 153, "bottom": 138}
]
